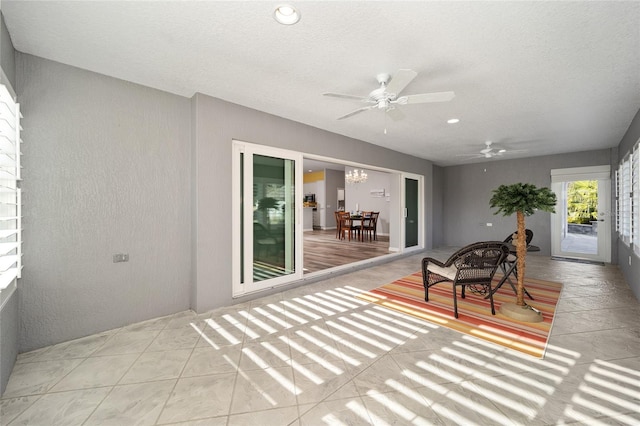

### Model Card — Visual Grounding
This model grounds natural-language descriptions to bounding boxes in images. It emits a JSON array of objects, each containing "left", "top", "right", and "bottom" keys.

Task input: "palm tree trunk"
[{"left": 516, "top": 210, "right": 526, "bottom": 306}]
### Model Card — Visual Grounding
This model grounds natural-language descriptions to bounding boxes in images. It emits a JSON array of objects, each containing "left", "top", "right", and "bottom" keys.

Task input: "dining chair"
[
  {"left": 360, "top": 211, "right": 375, "bottom": 241},
  {"left": 338, "top": 211, "right": 355, "bottom": 241},
  {"left": 369, "top": 212, "right": 380, "bottom": 240},
  {"left": 334, "top": 211, "right": 342, "bottom": 239}
]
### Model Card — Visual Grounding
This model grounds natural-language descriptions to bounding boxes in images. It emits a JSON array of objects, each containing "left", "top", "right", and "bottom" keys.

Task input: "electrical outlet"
[
  {"left": 113, "top": 253, "right": 129, "bottom": 263},
  {"left": 486, "top": 223, "right": 493, "bottom": 227}
]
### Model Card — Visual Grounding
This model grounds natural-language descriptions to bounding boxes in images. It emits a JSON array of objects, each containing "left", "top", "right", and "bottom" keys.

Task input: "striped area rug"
[{"left": 357, "top": 271, "right": 562, "bottom": 358}]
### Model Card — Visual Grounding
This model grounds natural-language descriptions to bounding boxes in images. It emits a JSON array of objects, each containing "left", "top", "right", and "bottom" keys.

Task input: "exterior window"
[
  {"left": 633, "top": 146, "right": 639, "bottom": 255},
  {"left": 619, "top": 156, "right": 632, "bottom": 245},
  {"left": 615, "top": 169, "right": 620, "bottom": 234},
  {"left": 0, "top": 84, "right": 22, "bottom": 292}
]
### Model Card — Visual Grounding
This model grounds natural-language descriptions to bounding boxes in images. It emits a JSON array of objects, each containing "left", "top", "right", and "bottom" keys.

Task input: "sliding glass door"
[
  {"left": 405, "top": 177, "right": 419, "bottom": 248},
  {"left": 233, "top": 142, "right": 302, "bottom": 296},
  {"left": 401, "top": 173, "right": 423, "bottom": 250}
]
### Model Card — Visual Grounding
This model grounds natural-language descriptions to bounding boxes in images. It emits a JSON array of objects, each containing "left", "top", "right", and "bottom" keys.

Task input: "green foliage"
[
  {"left": 490, "top": 183, "right": 557, "bottom": 217},
  {"left": 257, "top": 197, "right": 279, "bottom": 211},
  {"left": 566, "top": 180, "right": 597, "bottom": 224}
]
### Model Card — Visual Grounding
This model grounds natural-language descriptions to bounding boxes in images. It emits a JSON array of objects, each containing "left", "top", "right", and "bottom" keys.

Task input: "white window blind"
[
  {"left": 0, "top": 84, "right": 22, "bottom": 291},
  {"left": 615, "top": 168, "right": 620, "bottom": 233},
  {"left": 619, "top": 157, "right": 631, "bottom": 245},
  {"left": 633, "top": 146, "right": 639, "bottom": 255}
]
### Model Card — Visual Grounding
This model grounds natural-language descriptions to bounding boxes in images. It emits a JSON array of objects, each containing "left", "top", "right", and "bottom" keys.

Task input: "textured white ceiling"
[{"left": 2, "top": 1, "right": 639, "bottom": 166}]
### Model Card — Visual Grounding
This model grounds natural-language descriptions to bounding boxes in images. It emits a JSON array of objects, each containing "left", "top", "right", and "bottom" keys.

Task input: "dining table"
[{"left": 348, "top": 214, "right": 369, "bottom": 242}]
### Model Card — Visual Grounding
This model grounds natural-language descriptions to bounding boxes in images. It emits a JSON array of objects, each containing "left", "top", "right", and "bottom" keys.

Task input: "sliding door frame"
[
  {"left": 232, "top": 141, "right": 304, "bottom": 296},
  {"left": 232, "top": 143, "right": 426, "bottom": 297},
  {"left": 400, "top": 172, "right": 424, "bottom": 252}
]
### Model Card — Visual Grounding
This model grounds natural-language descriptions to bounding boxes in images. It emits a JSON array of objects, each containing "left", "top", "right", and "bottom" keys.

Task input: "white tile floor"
[{"left": 1, "top": 248, "right": 639, "bottom": 425}]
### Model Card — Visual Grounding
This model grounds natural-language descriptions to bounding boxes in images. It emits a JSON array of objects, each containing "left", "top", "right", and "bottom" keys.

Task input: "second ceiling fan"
[{"left": 323, "top": 69, "right": 455, "bottom": 121}]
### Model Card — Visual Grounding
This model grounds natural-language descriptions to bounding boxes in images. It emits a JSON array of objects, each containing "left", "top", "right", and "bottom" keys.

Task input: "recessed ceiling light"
[
  {"left": 273, "top": 5, "right": 301, "bottom": 25},
  {"left": 447, "top": 118, "right": 460, "bottom": 124}
]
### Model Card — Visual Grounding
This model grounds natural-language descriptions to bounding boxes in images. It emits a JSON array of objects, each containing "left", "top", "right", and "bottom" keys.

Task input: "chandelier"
[{"left": 345, "top": 169, "right": 368, "bottom": 184}]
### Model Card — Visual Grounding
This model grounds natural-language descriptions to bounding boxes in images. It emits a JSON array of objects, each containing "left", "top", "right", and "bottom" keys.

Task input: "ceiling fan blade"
[
  {"left": 336, "top": 106, "right": 374, "bottom": 120},
  {"left": 323, "top": 92, "right": 369, "bottom": 101},
  {"left": 385, "top": 69, "right": 417, "bottom": 96},
  {"left": 399, "top": 91, "right": 455, "bottom": 104},
  {"left": 385, "top": 106, "right": 404, "bottom": 121}
]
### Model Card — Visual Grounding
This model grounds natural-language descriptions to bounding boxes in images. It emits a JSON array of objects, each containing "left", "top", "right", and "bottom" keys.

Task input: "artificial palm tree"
[
  {"left": 257, "top": 197, "right": 279, "bottom": 230},
  {"left": 490, "top": 183, "right": 557, "bottom": 316}
]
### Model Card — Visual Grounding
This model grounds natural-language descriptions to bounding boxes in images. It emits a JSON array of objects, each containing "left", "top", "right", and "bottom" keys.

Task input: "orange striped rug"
[{"left": 357, "top": 271, "right": 562, "bottom": 358}]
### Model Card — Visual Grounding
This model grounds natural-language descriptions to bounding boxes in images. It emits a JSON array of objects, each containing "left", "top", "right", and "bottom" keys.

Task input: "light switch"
[{"left": 113, "top": 253, "right": 129, "bottom": 263}]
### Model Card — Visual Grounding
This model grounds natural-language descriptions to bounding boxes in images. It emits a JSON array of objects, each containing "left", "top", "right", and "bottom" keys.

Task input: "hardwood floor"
[{"left": 303, "top": 229, "right": 391, "bottom": 274}]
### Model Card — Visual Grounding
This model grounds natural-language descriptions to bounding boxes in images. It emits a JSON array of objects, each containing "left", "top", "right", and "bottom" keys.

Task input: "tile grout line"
[
  {"left": 151, "top": 313, "right": 208, "bottom": 425},
  {"left": 81, "top": 317, "right": 172, "bottom": 425}
]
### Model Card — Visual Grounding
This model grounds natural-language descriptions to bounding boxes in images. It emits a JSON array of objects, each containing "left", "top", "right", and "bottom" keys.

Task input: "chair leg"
[
  {"left": 452, "top": 284, "right": 459, "bottom": 318},
  {"left": 489, "top": 283, "right": 496, "bottom": 315},
  {"left": 422, "top": 263, "right": 430, "bottom": 302}
]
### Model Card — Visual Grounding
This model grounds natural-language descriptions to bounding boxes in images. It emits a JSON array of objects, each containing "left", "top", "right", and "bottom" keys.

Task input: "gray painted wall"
[
  {"left": 1, "top": 288, "right": 18, "bottom": 395},
  {"left": 616, "top": 107, "right": 640, "bottom": 299},
  {"left": 0, "top": 10, "right": 17, "bottom": 396},
  {"left": 442, "top": 149, "right": 613, "bottom": 256},
  {"left": 0, "top": 12, "right": 16, "bottom": 89},
  {"left": 16, "top": 54, "right": 192, "bottom": 351},
  {"left": 344, "top": 170, "right": 391, "bottom": 235},
  {"left": 431, "top": 165, "right": 444, "bottom": 248},
  {"left": 191, "top": 94, "right": 435, "bottom": 312},
  {"left": 324, "top": 169, "right": 343, "bottom": 228}
]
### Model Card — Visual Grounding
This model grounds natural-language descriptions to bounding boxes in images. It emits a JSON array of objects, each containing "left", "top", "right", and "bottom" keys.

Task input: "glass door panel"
[
  {"left": 252, "top": 154, "right": 295, "bottom": 282},
  {"left": 561, "top": 180, "right": 598, "bottom": 255},
  {"left": 405, "top": 178, "right": 419, "bottom": 248},
  {"left": 233, "top": 142, "right": 302, "bottom": 296}
]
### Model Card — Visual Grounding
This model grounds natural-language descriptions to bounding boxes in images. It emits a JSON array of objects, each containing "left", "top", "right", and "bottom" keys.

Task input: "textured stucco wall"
[
  {"left": 1, "top": 288, "right": 18, "bottom": 395},
  {"left": 17, "top": 54, "right": 192, "bottom": 351},
  {"left": 191, "top": 93, "right": 435, "bottom": 312},
  {"left": 0, "top": 12, "right": 16, "bottom": 89},
  {"left": 0, "top": 10, "right": 18, "bottom": 396},
  {"left": 431, "top": 165, "right": 444, "bottom": 248},
  {"left": 442, "top": 149, "right": 613, "bottom": 256},
  {"left": 617, "top": 107, "right": 640, "bottom": 299}
]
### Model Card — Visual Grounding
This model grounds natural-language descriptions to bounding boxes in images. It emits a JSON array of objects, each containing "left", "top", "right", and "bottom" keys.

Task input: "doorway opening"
[
  {"left": 233, "top": 141, "right": 426, "bottom": 297},
  {"left": 560, "top": 180, "right": 598, "bottom": 255},
  {"left": 551, "top": 166, "right": 611, "bottom": 263}
]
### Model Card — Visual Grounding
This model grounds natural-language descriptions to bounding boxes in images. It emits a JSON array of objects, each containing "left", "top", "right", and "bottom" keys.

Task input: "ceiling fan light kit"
[
  {"left": 457, "top": 140, "right": 528, "bottom": 161},
  {"left": 323, "top": 69, "right": 455, "bottom": 121}
]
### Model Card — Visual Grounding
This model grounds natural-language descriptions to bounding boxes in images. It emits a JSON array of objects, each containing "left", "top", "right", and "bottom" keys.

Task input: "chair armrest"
[
  {"left": 422, "top": 257, "right": 446, "bottom": 269},
  {"left": 422, "top": 257, "right": 458, "bottom": 282}
]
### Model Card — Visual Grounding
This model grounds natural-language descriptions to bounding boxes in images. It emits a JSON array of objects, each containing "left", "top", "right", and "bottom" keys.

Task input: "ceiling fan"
[
  {"left": 458, "top": 141, "right": 527, "bottom": 159},
  {"left": 323, "top": 69, "right": 455, "bottom": 121}
]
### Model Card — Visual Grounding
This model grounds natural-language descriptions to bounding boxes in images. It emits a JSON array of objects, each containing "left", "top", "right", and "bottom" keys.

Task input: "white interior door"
[{"left": 551, "top": 166, "right": 611, "bottom": 263}]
